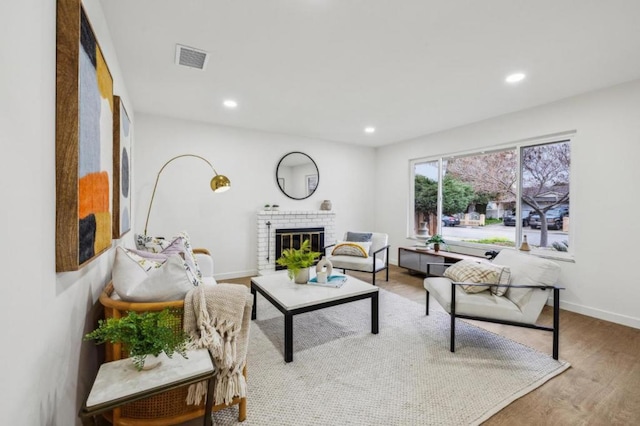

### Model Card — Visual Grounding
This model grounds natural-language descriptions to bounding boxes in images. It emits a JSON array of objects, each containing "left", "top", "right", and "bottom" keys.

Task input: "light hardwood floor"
[{"left": 227, "top": 265, "right": 640, "bottom": 425}]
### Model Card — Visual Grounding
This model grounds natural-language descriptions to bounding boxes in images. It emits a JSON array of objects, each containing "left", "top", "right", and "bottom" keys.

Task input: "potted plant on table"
[
  {"left": 85, "top": 309, "right": 189, "bottom": 371},
  {"left": 276, "top": 239, "right": 321, "bottom": 284},
  {"left": 427, "top": 234, "right": 445, "bottom": 252}
]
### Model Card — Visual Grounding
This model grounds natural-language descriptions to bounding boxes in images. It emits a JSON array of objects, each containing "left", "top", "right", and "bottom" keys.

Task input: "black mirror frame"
[{"left": 275, "top": 151, "right": 319, "bottom": 200}]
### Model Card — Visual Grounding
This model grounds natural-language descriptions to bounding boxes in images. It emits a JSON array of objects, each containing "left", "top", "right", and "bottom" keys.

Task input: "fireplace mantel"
[{"left": 256, "top": 210, "right": 336, "bottom": 274}]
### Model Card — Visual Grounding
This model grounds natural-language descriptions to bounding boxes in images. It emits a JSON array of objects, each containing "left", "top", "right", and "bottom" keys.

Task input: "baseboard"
[{"left": 558, "top": 300, "right": 640, "bottom": 329}]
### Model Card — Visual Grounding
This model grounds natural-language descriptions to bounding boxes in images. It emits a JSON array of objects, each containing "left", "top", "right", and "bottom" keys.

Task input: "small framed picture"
[{"left": 306, "top": 174, "right": 318, "bottom": 195}]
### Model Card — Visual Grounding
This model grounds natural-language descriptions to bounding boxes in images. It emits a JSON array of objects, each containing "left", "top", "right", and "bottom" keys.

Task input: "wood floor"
[{"left": 227, "top": 265, "right": 640, "bottom": 425}]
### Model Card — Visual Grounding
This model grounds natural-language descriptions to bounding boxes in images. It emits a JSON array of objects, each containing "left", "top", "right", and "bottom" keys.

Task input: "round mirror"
[{"left": 276, "top": 152, "right": 319, "bottom": 200}]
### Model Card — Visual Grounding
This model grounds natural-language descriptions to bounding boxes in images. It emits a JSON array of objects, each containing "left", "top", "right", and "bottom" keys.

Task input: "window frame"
[{"left": 408, "top": 132, "right": 575, "bottom": 261}]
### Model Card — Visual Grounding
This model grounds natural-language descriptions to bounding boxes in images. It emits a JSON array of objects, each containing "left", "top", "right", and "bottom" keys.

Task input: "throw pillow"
[
  {"left": 160, "top": 232, "right": 202, "bottom": 285},
  {"left": 112, "top": 247, "right": 195, "bottom": 302},
  {"left": 134, "top": 231, "right": 202, "bottom": 286},
  {"left": 489, "top": 264, "right": 511, "bottom": 296},
  {"left": 345, "top": 232, "right": 373, "bottom": 243},
  {"left": 443, "top": 260, "right": 501, "bottom": 293},
  {"left": 135, "top": 233, "right": 171, "bottom": 253},
  {"left": 331, "top": 241, "right": 371, "bottom": 258}
]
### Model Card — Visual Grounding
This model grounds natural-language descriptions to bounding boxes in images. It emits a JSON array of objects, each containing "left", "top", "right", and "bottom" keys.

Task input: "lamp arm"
[{"left": 143, "top": 154, "right": 220, "bottom": 235}]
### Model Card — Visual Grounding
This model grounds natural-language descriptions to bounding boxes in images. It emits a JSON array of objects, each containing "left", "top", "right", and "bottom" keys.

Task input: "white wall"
[
  {"left": 133, "top": 114, "right": 376, "bottom": 279},
  {"left": 0, "top": 1, "right": 133, "bottom": 424},
  {"left": 376, "top": 79, "right": 640, "bottom": 328}
]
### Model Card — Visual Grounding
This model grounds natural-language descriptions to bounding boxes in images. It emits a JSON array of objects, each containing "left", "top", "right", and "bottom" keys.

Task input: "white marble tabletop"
[
  {"left": 85, "top": 348, "right": 213, "bottom": 409},
  {"left": 251, "top": 271, "right": 378, "bottom": 310}
]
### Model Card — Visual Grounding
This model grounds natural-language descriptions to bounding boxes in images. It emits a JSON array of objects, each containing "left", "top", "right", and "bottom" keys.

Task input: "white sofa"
[{"left": 424, "top": 248, "right": 563, "bottom": 359}]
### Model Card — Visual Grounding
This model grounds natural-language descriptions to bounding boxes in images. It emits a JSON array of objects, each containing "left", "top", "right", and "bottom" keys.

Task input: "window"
[{"left": 411, "top": 138, "right": 571, "bottom": 255}]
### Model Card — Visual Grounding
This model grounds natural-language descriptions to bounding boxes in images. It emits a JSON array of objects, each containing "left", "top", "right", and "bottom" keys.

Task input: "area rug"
[{"left": 209, "top": 289, "right": 570, "bottom": 425}]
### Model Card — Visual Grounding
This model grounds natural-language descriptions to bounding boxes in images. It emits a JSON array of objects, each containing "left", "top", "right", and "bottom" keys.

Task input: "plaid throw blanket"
[{"left": 183, "top": 284, "right": 253, "bottom": 406}]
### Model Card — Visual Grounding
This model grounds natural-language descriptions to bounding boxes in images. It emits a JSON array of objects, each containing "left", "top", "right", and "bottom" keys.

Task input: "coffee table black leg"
[
  {"left": 284, "top": 313, "right": 293, "bottom": 362},
  {"left": 251, "top": 286, "right": 257, "bottom": 320},
  {"left": 371, "top": 292, "right": 379, "bottom": 334}
]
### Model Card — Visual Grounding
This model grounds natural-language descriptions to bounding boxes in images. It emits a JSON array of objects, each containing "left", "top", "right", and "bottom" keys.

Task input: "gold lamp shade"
[
  {"left": 211, "top": 174, "right": 231, "bottom": 192},
  {"left": 144, "top": 154, "right": 231, "bottom": 235}
]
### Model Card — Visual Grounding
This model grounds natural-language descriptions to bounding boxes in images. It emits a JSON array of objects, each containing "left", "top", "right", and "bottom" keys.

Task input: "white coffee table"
[{"left": 250, "top": 271, "right": 379, "bottom": 362}]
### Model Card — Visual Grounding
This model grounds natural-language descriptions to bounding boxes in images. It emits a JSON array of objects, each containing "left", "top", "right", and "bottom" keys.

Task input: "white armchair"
[
  {"left": 324, "top": 232, "right": 390, "bottom": 286},
  {"left": 424, "top": 248, "right": 564, "bottom": 359}
]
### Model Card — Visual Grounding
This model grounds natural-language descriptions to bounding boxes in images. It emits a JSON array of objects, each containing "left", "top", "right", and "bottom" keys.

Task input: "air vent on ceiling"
[{"left": 175, "top": 44, "right": 209, "bottom": 70}]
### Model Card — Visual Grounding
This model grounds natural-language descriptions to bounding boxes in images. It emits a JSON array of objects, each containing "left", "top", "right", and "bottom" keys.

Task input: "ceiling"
[{"left": 100, "top": 0, "right": 640, "bottom": 147}]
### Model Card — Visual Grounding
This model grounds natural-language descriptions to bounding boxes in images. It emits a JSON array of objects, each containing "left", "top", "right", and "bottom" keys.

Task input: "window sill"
[{"left": 443, "top": 240, "right": 575, "bottom": 263}]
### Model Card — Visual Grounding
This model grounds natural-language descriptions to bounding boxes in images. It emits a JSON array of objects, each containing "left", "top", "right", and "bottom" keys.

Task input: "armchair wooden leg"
[
  {"left": 238, "top": 398, "right": 247, "bottom": 422},
  {"left": 238, "top": 365, "right": 248, "bottom": 421}
]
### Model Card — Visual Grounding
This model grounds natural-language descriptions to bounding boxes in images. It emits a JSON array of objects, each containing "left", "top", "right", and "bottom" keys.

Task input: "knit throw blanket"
[{"left": 183, "top": 284, "right": 253, "bottom": 406}]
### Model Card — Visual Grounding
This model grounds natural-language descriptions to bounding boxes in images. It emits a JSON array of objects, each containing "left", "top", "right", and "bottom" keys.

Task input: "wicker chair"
[{"left": 98, "top": 248, "right": 247, "bottom": 425}]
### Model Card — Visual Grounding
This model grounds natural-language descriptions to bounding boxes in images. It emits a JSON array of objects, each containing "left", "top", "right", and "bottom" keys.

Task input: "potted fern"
[
  {"left": 85, "top": 309, "right": 189, "bottom": 370},
  {"left": 276, "top": 239, "right": 321, "bottom": 284},
  {"left": 427, "top": 234, "right": 445, "bottom": 252}
]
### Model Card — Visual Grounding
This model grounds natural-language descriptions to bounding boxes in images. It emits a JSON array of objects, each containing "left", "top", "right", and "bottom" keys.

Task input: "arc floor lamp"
[{"left": 143, "top": 154, "right": 231, "bottom": 235}]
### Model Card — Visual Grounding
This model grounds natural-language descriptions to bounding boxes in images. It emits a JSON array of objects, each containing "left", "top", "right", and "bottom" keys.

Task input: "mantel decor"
[
  {"left": 56, "top": 0, "right": 114, "bottom": 271},
  {"left": 143, "top": 154, "right": 231, "bottom": 235}
]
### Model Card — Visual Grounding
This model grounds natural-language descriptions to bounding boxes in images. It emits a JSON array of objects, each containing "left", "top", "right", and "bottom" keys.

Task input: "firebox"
[{"left": 275, "top": 227, "right": 325, "bottom": 270}]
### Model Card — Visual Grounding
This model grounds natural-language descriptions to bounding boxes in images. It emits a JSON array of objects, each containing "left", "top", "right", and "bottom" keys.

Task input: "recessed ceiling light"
[
  {"left": 364, "top": 127, "right": 376, "bottom": 134},
  {"left": 505, "top": 73, "right": 526, "bottom": 83},
  {"left": 223, "top": 99, "right": 238, "bottom": 109}
]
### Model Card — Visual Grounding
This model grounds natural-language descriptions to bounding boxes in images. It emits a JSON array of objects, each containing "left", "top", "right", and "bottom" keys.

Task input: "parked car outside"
[
  {"left": 503, "top": 210, "right": 530, "bottom": 227},
  {"left": 442, "top": 215, "right": 460, "bottom": 227},
  {"left": 529, "top": 208, "right": 568, "bottom": 230}
]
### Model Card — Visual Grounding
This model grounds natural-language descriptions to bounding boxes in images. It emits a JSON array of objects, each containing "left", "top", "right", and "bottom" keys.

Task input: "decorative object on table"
[
  {"left": 427, "top": 234, "right": 445, "bottom": 252},
  {"left": 315, "top": 258, "right": 333, "bottom": 283},
  {"left": 143, "top": 153, "right": 231, "bottom": 235},
  {"left": 308, "top": 274, "right": 347, "bottom": 288},
  {"left": 272, "top": 204, "right": 280, "bottom": 211},
  {"left": 519, "top": 234, "right": 531, "bottom": 252},
  {"left": 264, "top": 204, "right": 271, "bottom": 211},
  {"left": 276, "top": 239, "right": 321, "bottom": 284},
  {"left": 320, "top": 200, "right": 332, "bottom": 211},
  {"left": 85, "top": 309, "right": 189, "bottom": 371},
  {"left": 55, "top": 0, "right": 114, "bottom": 271}
]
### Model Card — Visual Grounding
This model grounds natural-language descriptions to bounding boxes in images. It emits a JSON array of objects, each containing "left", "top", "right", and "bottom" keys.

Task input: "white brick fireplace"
[{"left": 257, "top": 210, "right": 336, "bottom": 274}]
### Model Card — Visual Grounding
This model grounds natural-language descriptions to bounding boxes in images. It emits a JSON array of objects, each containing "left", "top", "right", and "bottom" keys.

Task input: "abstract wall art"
[
  {"left": 112, "top": 96, "right": 131, "bottom": 239},
  {"left": 56, "top": 0, "right": 113, "bottom": 271}
]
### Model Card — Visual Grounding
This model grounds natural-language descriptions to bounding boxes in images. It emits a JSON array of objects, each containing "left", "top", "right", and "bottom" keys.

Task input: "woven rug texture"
[{"left": 205, "top": 288, "right": 569, "bottom": 425}]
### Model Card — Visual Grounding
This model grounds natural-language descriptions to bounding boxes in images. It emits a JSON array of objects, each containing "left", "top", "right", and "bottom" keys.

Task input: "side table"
[{"left": 80, "top": 349, "right": 215, "bottom": 426}]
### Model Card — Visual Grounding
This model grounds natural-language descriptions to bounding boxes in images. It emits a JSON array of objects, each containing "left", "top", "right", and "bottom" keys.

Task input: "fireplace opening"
[{"left": 275, "top": 227, "right": 324, "bottom": 270}]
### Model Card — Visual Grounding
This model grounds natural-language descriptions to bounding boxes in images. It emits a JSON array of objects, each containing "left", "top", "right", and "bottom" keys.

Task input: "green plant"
[
  {"left": 426, "top": 234, "right": 445, "bottom": 244},
  {"left": 85, "top": 309, "right": 188, "bottom": 370},
  {"left": 276, "top": 239, "right": 321, "bottom": 280}
]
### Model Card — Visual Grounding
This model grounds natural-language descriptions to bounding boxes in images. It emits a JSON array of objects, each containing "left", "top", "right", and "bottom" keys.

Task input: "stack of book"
[{"left": 307, "top": 275, "right": 348, "bottom": 288}]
